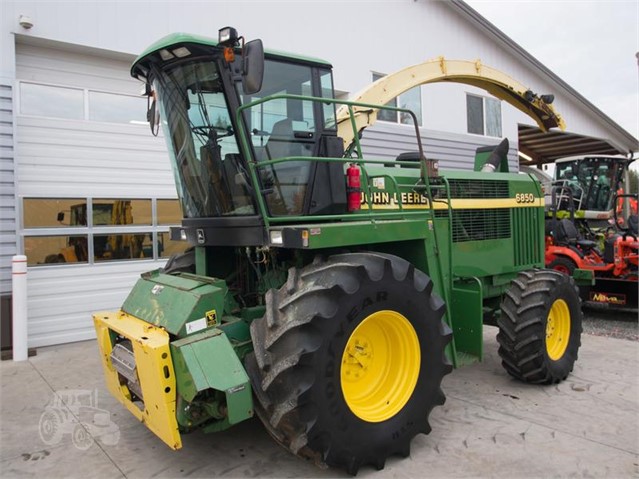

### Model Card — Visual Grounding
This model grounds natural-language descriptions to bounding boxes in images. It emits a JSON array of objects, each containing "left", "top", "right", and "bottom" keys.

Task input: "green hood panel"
[{"left": 121, "top": 270, "right": 227, "bottom": 336}]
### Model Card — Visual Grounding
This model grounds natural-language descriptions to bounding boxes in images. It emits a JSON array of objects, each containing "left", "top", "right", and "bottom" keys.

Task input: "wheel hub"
[
  {"left": 545, "top": 299, "right": 571, "bottom": 360},
  {"left": 340, "top": 310, "right": 420, "bottom": 423}
]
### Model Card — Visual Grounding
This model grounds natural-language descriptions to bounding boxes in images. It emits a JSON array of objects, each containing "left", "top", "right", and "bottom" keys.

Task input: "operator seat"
[
  {"left": 551, "top": 218, "right": 598, "bottom": 256},
  {"left": 265, "top": 118, "right": 311, "bottom": 160}
]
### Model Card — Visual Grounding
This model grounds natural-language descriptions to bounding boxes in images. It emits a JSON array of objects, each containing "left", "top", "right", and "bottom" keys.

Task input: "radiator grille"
[
  {"left": 442, "top": 208, "right": 511, "bottom": 243},
  {"left": 513, "top": 207, "right": 542, "bottom": 266},
  {"left": 447, "top": 179, "right": 509, "bottom": 199}
]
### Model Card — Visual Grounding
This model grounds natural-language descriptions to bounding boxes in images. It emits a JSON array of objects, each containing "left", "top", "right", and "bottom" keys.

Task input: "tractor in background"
[
  {"left": 93, "top": 27, "right": 583, "bottom": 474},
  {"left": 545, "top": 184, "right": 637, "bottom": 309},
  {"left": 545, "top": 156, "right": 637, "bottom": 309}
]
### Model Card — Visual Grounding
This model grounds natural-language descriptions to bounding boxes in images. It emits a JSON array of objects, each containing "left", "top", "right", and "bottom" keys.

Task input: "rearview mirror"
[
  {"left": 147, "top": 94, "right": 160, "bottom": 136},
  {"left": 242, "top": 39, "right": 264, "bottom": 95}
]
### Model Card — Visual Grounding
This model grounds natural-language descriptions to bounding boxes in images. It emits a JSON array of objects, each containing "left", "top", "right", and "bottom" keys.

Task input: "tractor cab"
[
  {"left": 132, "top": 28, "right": 346, "bottom": 247},
  {"left": 553, "top": 156, "right": 630, "bottom": 223}
]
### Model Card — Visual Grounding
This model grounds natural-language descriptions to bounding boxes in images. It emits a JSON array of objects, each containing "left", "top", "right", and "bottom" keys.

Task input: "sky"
[{"left": 466, "top": 0, "right": 639, "bottom": 140}]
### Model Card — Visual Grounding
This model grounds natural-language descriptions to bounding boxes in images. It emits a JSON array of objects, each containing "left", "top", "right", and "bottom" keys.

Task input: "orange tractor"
[{"left": 545, "top": 187, "right": 638, "bottom": 309}]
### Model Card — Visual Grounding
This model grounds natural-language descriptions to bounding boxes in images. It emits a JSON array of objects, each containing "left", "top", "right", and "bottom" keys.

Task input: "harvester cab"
[
  {"left": 136, "top": 28, "right": 348, "bottom": 245},
  {"left": 552, "top": 156, "right": 632, "bottom": 227},
  {"left": 94, "top": 27, "right": 584, "bottom": 474}
]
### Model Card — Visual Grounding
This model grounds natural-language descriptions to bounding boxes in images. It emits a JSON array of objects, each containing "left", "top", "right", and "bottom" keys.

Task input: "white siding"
[
  {"left": 15, "top": 43, "right": 176, "bottom": 347},
  {"left": 0, "top": 82, "right": 15, "bottom": 295},
  {"left": 361, "top": 123, "right": 518, "bottom": 172},
  {"left": 26, "top": 261, "right": 164, "bottom": 348}
]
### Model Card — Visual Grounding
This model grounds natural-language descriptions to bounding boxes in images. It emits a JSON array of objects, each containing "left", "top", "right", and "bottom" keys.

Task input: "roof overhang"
[{"left": 518, "top": 124, "right": 631, "bottom": 166}]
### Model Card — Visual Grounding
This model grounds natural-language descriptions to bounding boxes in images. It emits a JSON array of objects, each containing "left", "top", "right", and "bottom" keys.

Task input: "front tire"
[
  {"left": 548, "top": 256, "right": 577, "bottom": 276},
  {"left": 245, "top": 252, "right": 452, "bottom": 474},
  {"left": 497, "top": 269, "right": 582, "bottom": 384}
]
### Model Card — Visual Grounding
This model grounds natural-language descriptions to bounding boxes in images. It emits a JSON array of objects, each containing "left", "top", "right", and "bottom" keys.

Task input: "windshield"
[
  {"left": 153, "top": 59, "right": 256, "bottom": 218},
  {"left": 555, "top": 157, "right": 622, "bottom": 212}
]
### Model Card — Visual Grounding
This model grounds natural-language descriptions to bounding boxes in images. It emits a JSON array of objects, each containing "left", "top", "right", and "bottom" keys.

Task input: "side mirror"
[
  {"left": 147, "top": 94, "right": 160, "bottom": 136},
  {"left": 242, "top": 39, "right": 264, "bottom": 95}
]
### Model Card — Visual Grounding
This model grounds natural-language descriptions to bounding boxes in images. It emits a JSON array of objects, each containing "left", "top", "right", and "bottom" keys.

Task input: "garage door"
[{"left": 16, "top": 41, "right": 185, "bottom": 347}]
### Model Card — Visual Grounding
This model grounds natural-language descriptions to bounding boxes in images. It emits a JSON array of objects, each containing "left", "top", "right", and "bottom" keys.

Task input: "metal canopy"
[{"left": 518, "top": 125, "right": 626, "bottom": 165}]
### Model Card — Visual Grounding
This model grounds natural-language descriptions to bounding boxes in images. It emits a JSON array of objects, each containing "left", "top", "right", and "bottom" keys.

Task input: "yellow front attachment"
[
  {"left": 340, "top": 310, "right": 420, "bottom": 422},
  {"left": 545, "top": 299, "right": 571, "bottom": 361},
  {"left": 93, "top": 311, "right": 181, "bottom": 449}
]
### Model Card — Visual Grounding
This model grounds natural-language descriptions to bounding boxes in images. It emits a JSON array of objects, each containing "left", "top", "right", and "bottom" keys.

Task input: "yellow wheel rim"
[
  {"left": 545, "top": 299, "right": 571, "bottom": 360},
  {"left": 340, "top": 310, "right": 420, "bottom": 423}
]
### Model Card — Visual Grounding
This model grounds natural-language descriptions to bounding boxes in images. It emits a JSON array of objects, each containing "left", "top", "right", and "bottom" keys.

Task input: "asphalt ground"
[{"left": 1, "top": 307, "right": 637, "bottom": 478}]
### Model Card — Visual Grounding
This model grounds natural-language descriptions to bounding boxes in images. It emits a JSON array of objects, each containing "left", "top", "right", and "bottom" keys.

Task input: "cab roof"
[{"left": 131, "top": 32, "right": 332, "bottom": 78}]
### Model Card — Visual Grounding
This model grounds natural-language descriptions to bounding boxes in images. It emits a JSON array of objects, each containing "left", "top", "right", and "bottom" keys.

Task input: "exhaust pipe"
[{"left": 481, "top": 138, "right": 509, "bottom": 173}]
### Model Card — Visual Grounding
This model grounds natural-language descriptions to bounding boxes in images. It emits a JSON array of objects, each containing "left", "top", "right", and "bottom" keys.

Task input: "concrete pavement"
[{"left": 1, "top": 326, "right": 637, "bottom": 478}]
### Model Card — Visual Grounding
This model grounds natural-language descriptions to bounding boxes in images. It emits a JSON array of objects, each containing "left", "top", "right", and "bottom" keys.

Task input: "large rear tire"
[
  {"left": 245, "top": 252, "right": 452, "bottom": 474},
  {"left": 497, "top": 269, "right": 582, "bottom": 384}
]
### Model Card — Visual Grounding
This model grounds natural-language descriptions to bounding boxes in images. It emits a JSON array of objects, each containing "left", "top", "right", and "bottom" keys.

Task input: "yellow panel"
[{"left": 93, "top": 310, "right": 182, "bottom": 449}]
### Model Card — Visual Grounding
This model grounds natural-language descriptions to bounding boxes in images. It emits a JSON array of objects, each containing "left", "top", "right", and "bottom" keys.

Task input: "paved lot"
[{"left": 1, "top": 323, "right": 637, "bottom": 478}]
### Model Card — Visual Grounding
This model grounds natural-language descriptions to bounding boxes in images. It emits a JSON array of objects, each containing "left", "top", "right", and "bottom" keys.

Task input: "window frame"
[
  {"left": 21, "top": 197, "right": 186, "bottom": 267},
  {"left": 466, "top": 93, "right": 502, "bottom": 138}
]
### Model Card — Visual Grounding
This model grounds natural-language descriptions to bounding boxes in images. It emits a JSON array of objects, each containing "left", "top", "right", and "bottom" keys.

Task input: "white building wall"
[
  {"left": 26, "top": 262, "right": 160, "bottom": 347},
  {"left": 0, "top": 83, "right": 15, "bottom": 295},
  {"left": 14, "top": 43, "right": 175, "bottom": 347},
  {"left": 3, "top": 0, "right": 630, "bottom": 143}
]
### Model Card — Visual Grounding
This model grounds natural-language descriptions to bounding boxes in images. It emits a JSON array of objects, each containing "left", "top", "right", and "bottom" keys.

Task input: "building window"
[
  {"left": 92, "top": 199, "right": 152, "bottom": 225},
  {"left": 20, "top": 83, "right": 84, "bottom": 120},
  {"left": 93, "top": 234, "right": 153, "bottom": 262},
  {"left": 22, "top": 198, "right": 187, "bottom": 266},
  {"left": 157, "top": 199, "right": 183, "bottom": 225},
  {"left": 23, "top": 198, "right": 87, "bottom": 228},
  {"left": 89, "top": 91, "right": 147, "bottom": 124},
  {"left": 19, "top": 81, "right": 148, "bottom": 125},
  {"left": 158, "top": 232, "right": 189, "bottom": 259},
  {"left": 24, "top": 236, "right": 89, "bottom": 265},
  {"left": 372, "top": 73, "right": 422, "bottom": 126},
  {"left": 466, "top": 94, "right": 502, "bottom": 137}
]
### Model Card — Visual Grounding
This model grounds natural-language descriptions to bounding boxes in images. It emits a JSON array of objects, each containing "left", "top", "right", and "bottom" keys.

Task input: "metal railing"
[{"left": 234, "top": 94, "right": 441, "bottom": 228}]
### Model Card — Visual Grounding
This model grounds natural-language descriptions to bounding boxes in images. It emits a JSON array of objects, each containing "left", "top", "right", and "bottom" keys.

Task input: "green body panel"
[
  {"left": 270, "top": 218, "right": 429, "bottom": 250},
  {"left": 171, "top": 329, "right": 253, "bottom": 426},
  {"left": 121, "top": 270, "right": 228, "bottom": 336},
  {"left": 573, "top": 268, "right": 596, "bottom": 286},
  {"left": 450, "top": 279, "right": 483, "bottom": 364}
]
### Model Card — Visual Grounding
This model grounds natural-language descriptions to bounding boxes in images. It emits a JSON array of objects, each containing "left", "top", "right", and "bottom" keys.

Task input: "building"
[{"left": 1, "top": 0, "right": 636, "bottom": 348}]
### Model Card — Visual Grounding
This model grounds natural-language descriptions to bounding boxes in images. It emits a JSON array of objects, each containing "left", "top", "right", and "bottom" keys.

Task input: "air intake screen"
[
  {"left": 447, "top": 208, "right": 510, "bottom": 243},
  {"left": 447, "top": 180, "right": 509, "bottom": 199}
]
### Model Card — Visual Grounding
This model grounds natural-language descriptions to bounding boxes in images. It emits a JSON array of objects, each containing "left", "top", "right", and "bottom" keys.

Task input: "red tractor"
[{"left": 545, "top": 187, "right": 638, "bottom": 309}]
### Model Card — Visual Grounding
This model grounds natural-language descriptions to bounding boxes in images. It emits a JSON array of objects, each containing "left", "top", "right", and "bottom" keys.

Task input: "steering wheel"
[{"left": 192, "top": 125, "right": 234, "bottom": 139}]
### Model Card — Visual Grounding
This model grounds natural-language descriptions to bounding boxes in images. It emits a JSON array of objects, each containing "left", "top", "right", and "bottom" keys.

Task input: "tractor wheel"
[
  {"left": 497, "top": 269, "right": 582, "bottom": 384},
  {"left": 548, "top": 256, "right": 577, "bottom": 276},
  {"left": 71, "top": 423, "right": 94, "bottom": 451},
  {"left": 245, "top": 252, "right": 452, "bottom": 475},
  {"left": 38, "top": 410, "right": 63, "bottom": 445}
]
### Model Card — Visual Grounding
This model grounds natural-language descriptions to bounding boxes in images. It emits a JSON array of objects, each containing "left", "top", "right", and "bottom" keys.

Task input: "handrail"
[{"left": 234, "top": 93, "right": 431, "bottom": 228}]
